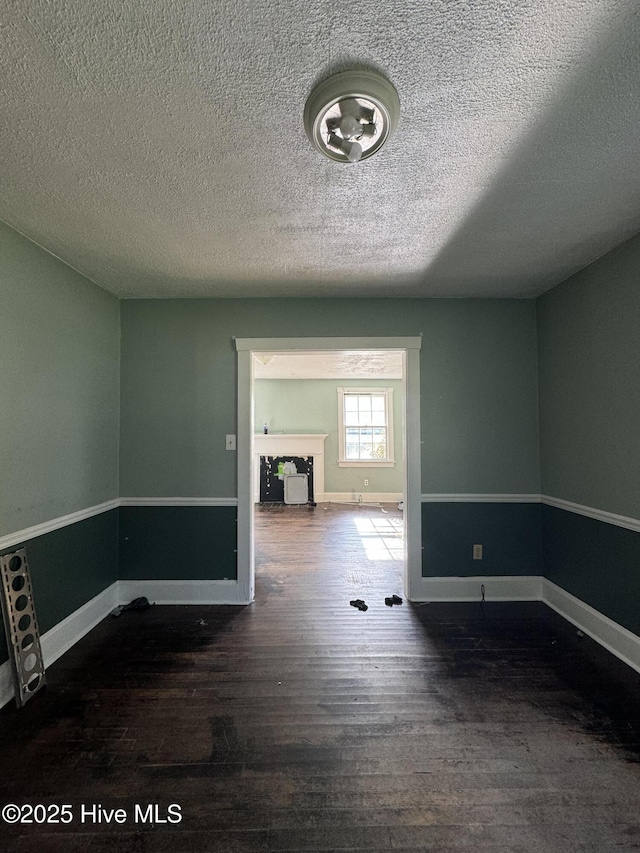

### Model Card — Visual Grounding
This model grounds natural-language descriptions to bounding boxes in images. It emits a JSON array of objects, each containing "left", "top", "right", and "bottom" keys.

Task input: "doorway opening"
[
  {"left": 252, "top": 349, "right": 405, "bottom": 602},
  {"left": 235, "top": 336, "right": 422, "bottom": 604}
]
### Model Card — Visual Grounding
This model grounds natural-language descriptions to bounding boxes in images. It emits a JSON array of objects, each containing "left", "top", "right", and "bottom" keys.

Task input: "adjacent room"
[
  {"left": 251, "top": 348, "right": 407, "bottom": 601},
  {"left": 1, "top": 0, "right": 640, "bottom": 850}
]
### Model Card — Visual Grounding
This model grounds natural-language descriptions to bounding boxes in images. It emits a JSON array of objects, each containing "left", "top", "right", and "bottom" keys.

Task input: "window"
[{"left": 338, "top": 388, "right": 395, "bottom": 467}]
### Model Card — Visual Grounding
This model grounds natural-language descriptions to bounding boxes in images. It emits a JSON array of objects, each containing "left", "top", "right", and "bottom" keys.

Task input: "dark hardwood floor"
[{"left": 1, "top": 502, "right": 640, "bottom": 852}]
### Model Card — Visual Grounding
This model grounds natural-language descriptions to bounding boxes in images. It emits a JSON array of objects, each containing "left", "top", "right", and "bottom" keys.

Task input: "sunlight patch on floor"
[{"left": 353, "top": 516, "right": 404, "bottom": 562}]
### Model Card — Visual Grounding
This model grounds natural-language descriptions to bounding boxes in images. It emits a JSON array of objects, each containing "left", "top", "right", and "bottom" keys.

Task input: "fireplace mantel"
[
  {"left": 254, "top": 433, "right": 328, "bottom": 456},
  {"left": 253, "top": 434, "right": 328, "bottom": 502}
]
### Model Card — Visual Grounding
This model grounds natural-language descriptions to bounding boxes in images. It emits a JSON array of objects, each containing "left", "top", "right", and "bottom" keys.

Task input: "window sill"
[{"left": 338, "top": 460, "right": 396, "bottom": 468}]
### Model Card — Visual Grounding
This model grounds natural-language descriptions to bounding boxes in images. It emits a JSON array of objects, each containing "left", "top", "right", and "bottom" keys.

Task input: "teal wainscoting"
[
  {"left": 0, "top": 509, "right": 119, "bottom": 665},
  {"left": 542, "top": 505, "right": 640, "bottom": 636},
  {"left": 119, "top": 506, "right": 237, "bottom": 581},
  {"left": 422, "top": 502, "right": 542, "bottom": 577}
]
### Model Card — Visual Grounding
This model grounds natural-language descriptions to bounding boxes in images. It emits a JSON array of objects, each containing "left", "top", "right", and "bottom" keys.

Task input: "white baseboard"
[
  {"left": 325, "top": 492, "right": 403, "bottom": 504},
  {"left": 542, "top": 579, "right": 640, "bottom": 675},
  {"left": 411, "top": 574, "right": 640, "bottom": 676},
  {"left": 411, "top": 575, "right": 542, "bottom": 602},
  {"left": 3, "top": 575, "right": 639, "bottom": 709},
  {"left": 42, "top": 582, "right": 120, "bottom": 666},
  {"left": 118, "top": 579, "right": 249, "bottom": 606},
  {"left": 0, "top": 582, "right": 119, "bottom": 709},
  {"left": 1, "top": 578, "right": 248, "bottom": 708}
]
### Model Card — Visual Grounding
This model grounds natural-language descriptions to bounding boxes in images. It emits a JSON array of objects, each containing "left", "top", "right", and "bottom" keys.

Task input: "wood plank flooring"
[{"left": 1, "top": 502, "right": 640, "bottom": 852}]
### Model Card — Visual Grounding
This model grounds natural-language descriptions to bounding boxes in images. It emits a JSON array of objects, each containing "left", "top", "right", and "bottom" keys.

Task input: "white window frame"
[{"left": 337, "top": 387, "right": 395, "bottom": 467}]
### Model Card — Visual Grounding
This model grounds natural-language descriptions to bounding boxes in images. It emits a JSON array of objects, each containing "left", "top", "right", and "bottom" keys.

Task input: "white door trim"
[{"left": 235, "top": 336, "right": 423, "bottom": 602}]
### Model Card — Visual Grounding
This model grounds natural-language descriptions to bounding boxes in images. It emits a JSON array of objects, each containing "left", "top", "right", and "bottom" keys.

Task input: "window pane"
[
  {"left": 359, "top": 443, "right": 373, "bottom": 459},
  {"left": 372, "top": 427, "right": 387, "bottom": 458},
  {"left": 341, "top": 391, "right": 391, "bottom": 462}
]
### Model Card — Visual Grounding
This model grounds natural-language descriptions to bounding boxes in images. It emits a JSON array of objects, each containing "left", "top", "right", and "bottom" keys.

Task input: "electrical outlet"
[
  {"left": 473, "top": 544, "right": 483, "bottom": 560},
  {"left": 364, "top": 479, "right": 369, "bottom": 486},
  {"left": 225, "top": 434, "right": 236, "bottom": 451}
]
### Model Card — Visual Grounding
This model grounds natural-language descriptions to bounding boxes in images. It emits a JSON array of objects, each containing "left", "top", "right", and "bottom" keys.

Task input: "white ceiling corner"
[{"left": 1, "top": 0, "right": 639, "bottom": 299}]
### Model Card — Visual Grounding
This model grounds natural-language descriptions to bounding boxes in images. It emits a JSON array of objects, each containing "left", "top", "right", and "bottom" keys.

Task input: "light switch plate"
[{"left": 225, "top": 434, "right": 236, "bottom": 451}]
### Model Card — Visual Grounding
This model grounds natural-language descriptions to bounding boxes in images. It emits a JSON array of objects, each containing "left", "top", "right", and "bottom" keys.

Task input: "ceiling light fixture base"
[{"left": 304, "top": 70, "right": 400, "bottom": 164}]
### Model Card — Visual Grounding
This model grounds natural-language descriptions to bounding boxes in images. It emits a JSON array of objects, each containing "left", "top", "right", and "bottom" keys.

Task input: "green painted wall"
[
  {"left": 0, "top": 511, "right": 120, "bottom": 665},
  {"left": 537, "top": 230, "right": 640, "bottom": 634},
  {"left": 537, "top": 231, "right": 640, "bottom": 519},
  {"left": 119, "top": 506, "right": 237, "bottom": 580},
  {"left": 2, "top": 211, "right": 638, "bottom": 664},
  {"left": 120, "top": 298, "right": 540, "bottom": 497},
  {"left": 254, "top": 378, "right": 404, "bottom": 495},
  {"left": 542, "top": 505, "right": 640, "bottom": 635},
  {"left": 423, "top": 502, "right": 541, "bottom": 577},
  {"left": 0, "top": 221, "right": 120, "bottom": 534},
  {"left": 0, "top": 220, "right": 120, "bottom": 665}
]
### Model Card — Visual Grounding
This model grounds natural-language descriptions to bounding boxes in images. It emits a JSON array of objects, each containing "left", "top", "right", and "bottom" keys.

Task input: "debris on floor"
[
  {"left": 385, "top": 594, "right": 403, "bottom": 606},
  {"left": 349, "top": 599, "right": 368, "bottom": 611},
  {"left": 111, "top": 596, "right": 153, "bottom": 617}
]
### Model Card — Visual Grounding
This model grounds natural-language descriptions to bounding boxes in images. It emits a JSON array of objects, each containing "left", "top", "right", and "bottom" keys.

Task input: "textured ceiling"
[
  {"left": 1, "top": 0, "right": 639, "bottom": 299},
  {"left": 254, "top": 351, "right": 403, "bottom": 379}
]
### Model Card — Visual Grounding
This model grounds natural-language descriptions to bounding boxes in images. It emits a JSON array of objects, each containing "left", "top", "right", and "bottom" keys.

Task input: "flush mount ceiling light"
[{"left": 304, "top": 70, "right": 400, "bottom": 164}]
